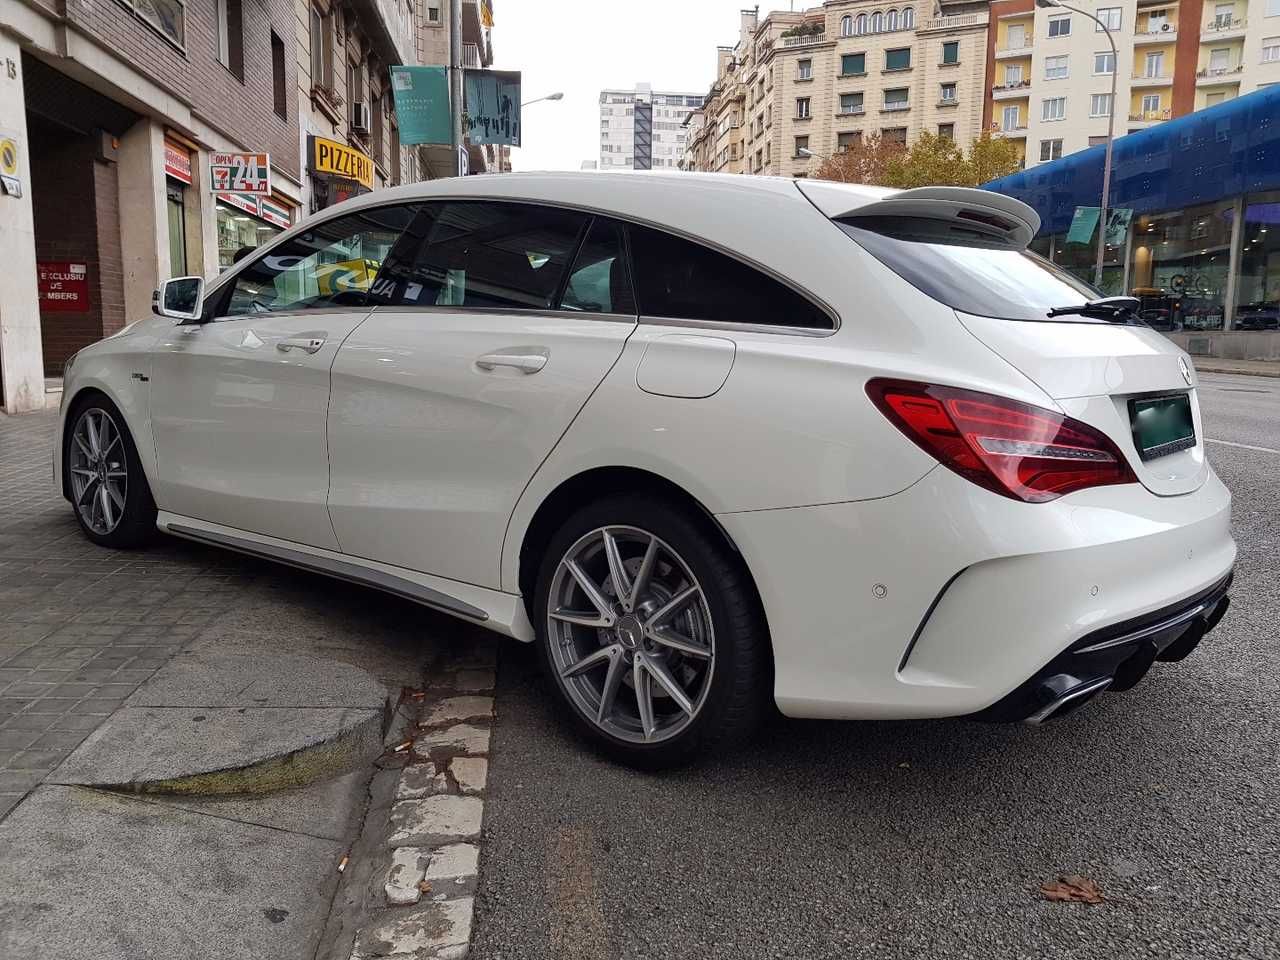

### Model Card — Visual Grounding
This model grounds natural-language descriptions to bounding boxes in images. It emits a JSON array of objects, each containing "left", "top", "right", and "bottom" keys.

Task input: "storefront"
[
  {"left": 163, "top": 138, "right": 194, "bottom": 277},
  {"left": 307, "top": 135, "right": 374, "bottom": 213},
  {"left": 985, "top": 85, "right": 1280, "bottom": 353},
  {"left": 216, "top": 193, "right": 294, "bottom": 270}
]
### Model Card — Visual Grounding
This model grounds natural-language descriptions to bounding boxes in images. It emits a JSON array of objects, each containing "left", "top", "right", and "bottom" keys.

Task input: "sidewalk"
[
  {"left": 1193, "top": 357, "right": 1280, "bottom": 378},
  {"left": 0, "top": 411, "right": 487, "bottom": 959}
]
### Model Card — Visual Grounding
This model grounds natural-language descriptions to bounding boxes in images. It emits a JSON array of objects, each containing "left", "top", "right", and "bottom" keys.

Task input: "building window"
[
  {"left": 886, "top": 9, "right": 899, "bottom": 30},
  {"left": 941, "top": 41, "right": 959, "bottom": 65},
  {"left": 1039, "top": 139, "right": 1063, "bottom": 161},
  {"left": 1042, "top": 96, "right": 1066, "bottom": 121},
  {"left": 1141, "top": 93, "right": 1162, "bottom": 115},
  {"left": 1090, "top": 93, "right": 1112, "bottom": 116},
  {"left": 885, "top": 47, "right": 911, "bottom": 70},
  {"left": 1002, "top": 105, "right": 1021, "bottom": 130},
  {"left": 371, "top": 92, "right": 384, "bottom": 165},
  {"left": 1264, "top": 38, "right": 1280, "bottom": 62},
  {"left": 1004, "top": 63, "right": 1023, "bottom": 85},
  {"left": 1147, "top": 9, "right": 1169, "bottom": 31},
  {"left": 883, "top": 126, "right": 907, "bottom": 145},
  {"left": 271, "top": 31, "right": 287, "bottom": 119},
  {"left": 1130, "top": 202, "right": 1232, "bottom": 330},
  {"left": 840, "top": 92, "right": 864, "bottom": 114},
  {"left": 939, "top": 82, "right": 956, "bottom": 102},
  {"left": 1145, "top": 50, "right": 1165, "bottom": 77},
  {"left": 309, "top": 6, "right": 333, "bottom": 89},
  {"left": 119, "top": 0, "right": 186, "bottom": 47},
  {"left": 1048, "top": 15, "right": 1071, "bottom": 37},
  {"left": 1205, "top": 91, "right": 1227, "bottom": 106},
  {"left": 855, "top": 13, "right": 867, "bottom": 34},
  {"left": 1094, "top": 51, "right": 1115, "bottom": 74},
  {"left": 1088, "top": 135, "right": 1108, "bottom": 146},
  {"left": 903, "top": 7, "right": 914, "bottom": 28},
  {"left": 938, "top": 123, "right": 954, "bottom": 139},
  {"left": 794, "top": 135, "right": 810, "bottom": 157},
  {"left": 884, "top": 88, "right": 909, "bottom": 110},
  {"left": 1097, "top": 7, "right": 1121, "bottom": 31},
  {"left": 798, "top": 58, "right": 813, "bottom": 80},
  {"left": 841, "top": 14, "right": 853, "bottom": 36},
  {"left": 838, "top": 131, "right": 862, "bottom": 152},
  {"left": 796, "top": 97, "right": 811, "bottom": 119},
  {"left": 870, "top": 11, "right": 883, "bottom": 32},
  {"left": 216, "top": 0, "right": 243, "bottom": 79},
  {"left": 1045, "top": 55, "right": 1069, "bottom": 79},
  {"left": 1209, "top": 47, "right": 1231, "bottom": 71},
  {"left": 427, "top": 5, "right": 440, "bottom": 22},
  {"left": 842, "top": 53, "right": 866, "bottom": 75},
  {"left": 216, "top": 0, "right": 229, "bottom": 65}
]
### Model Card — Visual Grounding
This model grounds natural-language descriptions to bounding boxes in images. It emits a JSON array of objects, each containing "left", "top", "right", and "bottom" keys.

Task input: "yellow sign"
[
  {"left": 0, "top": 138, "right": 17, "bottom": 176},
  {"left": 309, "top": 135, "right": 374, "bottom": 190}
]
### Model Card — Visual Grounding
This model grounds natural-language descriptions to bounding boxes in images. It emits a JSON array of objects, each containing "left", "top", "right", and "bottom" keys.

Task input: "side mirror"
[{"left": 153, "top": 276, "right": 205, "bottom": 323}]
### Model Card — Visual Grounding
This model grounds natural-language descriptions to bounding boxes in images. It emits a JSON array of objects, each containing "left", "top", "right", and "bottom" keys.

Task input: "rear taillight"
[{"left": 866, "top": 378, "right": 1137, "bottom": 503}]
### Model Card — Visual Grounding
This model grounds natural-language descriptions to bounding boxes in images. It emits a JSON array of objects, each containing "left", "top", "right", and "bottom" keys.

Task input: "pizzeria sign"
[{"left": 309, "top": 135, "right": 374, "bottom": 190}]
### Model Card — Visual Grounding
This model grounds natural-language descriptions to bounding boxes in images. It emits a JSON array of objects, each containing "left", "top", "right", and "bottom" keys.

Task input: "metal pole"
[{"left": 449, "top": 0, "right": 465, "bottom": 176}]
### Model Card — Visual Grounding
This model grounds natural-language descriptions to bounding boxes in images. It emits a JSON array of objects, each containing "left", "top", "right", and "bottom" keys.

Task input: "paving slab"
[
  {"left": 0, "top": 785, "right": 342, "bottom": 960},
  {"left": 50, "top": 706, "right": 383, "bottom": 792}
]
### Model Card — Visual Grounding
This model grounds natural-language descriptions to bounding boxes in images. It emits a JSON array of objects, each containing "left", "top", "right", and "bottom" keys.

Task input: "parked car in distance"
[
  {"left": 56, "top": 173, "right": 1235, "bottom": 766},
  {"left": 1234, "top": 301, "right": 1280, "bottom": 330}
]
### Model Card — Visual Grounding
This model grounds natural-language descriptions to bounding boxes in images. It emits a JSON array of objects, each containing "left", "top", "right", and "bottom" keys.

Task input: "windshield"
[{"left": 837, "top": 216, "right": 1124, "bottom": 323}]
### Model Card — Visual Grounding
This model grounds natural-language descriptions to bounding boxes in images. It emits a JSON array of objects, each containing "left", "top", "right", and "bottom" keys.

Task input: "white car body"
[{"left": 55, "top": 172, "right": 1235, "bottom": 729}]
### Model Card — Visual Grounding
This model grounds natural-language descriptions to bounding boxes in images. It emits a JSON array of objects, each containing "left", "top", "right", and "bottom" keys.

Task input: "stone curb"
[{"left": 348, "top": 654, "right": 496, "bottom": 960}]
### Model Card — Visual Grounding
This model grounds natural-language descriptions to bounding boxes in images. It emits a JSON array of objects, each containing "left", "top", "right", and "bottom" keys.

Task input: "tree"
[
  {"left": 814, "top": 132, "right": 906, "bottom": 185},
  {"left": 815, "top": 131, "right": 1022, "bottom": 188}
]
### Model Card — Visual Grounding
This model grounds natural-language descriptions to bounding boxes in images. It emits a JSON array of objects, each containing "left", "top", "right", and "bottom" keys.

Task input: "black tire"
[
  {"left": 64, "top": 392, "right": 157, "bottom": 549},
  {"left": 534, "top": 493, "right": 770, "bottom": 769}
]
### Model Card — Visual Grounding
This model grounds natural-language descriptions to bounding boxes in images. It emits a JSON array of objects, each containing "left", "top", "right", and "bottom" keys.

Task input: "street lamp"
[
  {"left": 798, "top": 147, "right": 830, "bottom": 162},
  {"left": 1037, "top": 0, "right": 1116, "bottom": 288},
  {"left": 522, "top": 92, "right": 565, "bottom": 107}
]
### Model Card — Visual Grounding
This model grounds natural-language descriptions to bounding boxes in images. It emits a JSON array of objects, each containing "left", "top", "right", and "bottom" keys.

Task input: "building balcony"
[
  {"left": 1134, "top": 27, "right": 1177, "bottom": 44},
  {"left": 1197, "top": 65, "right": 1244, "bottom": 85},
  {"left": 996, "top": 124, "right": 1028, "bottom": 138},
  {"left": 836, "top": 107, "right": 866, "bottom": 117},
  {"left": 991, "top": 80, "right": 1032, "bottom": 100},
  {"left": 1128, "top": 108, "right": 1172, "bottom": 124},
  {"left": 1202, "top": 16, "right": 1247, "bottom": 40},
  {"left": 880, "top": 102, "right": 911, "bottom": 113},
  {"left": 995, "top": 42, "right": 1033, "bottom": 60},
  {"left": 918, "top": 13, "right": 988, "bottom": 31},
  {"left": 462, "top": 42, "right": 482, "bottom": 69},
  {"left": 1131, "top": 72, "right": 1174, "bottom": 87},
  {"left": 781, "top": 32, "right": 827, "bottom": 48}
]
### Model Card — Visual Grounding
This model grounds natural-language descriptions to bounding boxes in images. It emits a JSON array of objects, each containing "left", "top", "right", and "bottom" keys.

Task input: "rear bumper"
[
  {"left": 718, "top": 465, "right": 1236, "bottom": 720},
  {"left": 972, "top": 571, "right": 1232, "bottom": 723}
]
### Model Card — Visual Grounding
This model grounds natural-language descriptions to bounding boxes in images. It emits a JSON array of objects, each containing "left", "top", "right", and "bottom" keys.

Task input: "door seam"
[{"left": 324, "top": 306, "right": 381, "bottom": 553}]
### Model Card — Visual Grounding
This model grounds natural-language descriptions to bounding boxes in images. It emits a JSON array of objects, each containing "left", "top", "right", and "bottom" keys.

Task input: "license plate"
[{"left": 1129, "top": 393, "right": 1195, "bottom": 461}]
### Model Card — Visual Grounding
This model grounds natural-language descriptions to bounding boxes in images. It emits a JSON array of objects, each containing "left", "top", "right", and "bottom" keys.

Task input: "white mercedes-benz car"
[{"left": 55, "top": 172, "right": 1235, "bottom": 766}]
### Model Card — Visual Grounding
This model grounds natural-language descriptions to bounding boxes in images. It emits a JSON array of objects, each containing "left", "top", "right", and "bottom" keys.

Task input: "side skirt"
[{"left": 156, "top": 512, "right": 536, "bottom": 642}]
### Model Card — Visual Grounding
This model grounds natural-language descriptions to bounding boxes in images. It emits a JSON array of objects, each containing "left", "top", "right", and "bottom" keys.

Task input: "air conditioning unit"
[
  {"left": 351, "top": 101, "right": 371, "bottom": 135},
  {"left": 1160, "top": 22, "right": 1171, "bottom": 31}
]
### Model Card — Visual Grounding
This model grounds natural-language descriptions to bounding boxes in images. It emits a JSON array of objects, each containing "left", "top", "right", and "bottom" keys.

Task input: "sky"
[{"left": 491, "top": 0, "right": 780, "bottom": 171}]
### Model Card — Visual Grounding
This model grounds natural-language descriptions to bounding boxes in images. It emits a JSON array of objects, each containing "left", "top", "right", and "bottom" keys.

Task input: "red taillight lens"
[{"left": 866, "top": 378, "right": 1137, "bottom": 503}]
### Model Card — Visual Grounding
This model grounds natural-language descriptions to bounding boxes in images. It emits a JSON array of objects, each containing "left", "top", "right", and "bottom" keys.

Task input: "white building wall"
[{"left": 599, "top": 85, "right": 704, "bottom": 170}]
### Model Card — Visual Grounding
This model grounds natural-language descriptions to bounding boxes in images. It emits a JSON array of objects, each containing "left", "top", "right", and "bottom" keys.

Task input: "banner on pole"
[
  {"left": 390, "top": 66, "right": 453, "bottom": 146},
  {"left": 464, "top": 69, "right": 521, "bottom": 147}
]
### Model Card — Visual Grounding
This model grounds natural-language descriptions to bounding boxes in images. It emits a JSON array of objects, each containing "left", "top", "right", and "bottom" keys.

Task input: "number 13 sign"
[{"left": 209, "top": 152, "right": 271, "bottom": 194}]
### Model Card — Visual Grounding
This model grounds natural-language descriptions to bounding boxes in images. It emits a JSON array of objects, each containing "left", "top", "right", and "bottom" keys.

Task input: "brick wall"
[{"left": 64, "top": 0, "right": 300, "bottom": 180}]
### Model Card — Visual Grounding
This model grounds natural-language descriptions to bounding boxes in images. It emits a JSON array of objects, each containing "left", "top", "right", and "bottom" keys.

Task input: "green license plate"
[{"left": 1129, "top": 393, "right": 1195, "bottom": 461}]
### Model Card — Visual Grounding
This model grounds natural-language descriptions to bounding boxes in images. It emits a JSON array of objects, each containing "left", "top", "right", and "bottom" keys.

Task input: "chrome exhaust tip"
[{"left": 1023, "top": 675, "right": 1112, "bottom": 725}]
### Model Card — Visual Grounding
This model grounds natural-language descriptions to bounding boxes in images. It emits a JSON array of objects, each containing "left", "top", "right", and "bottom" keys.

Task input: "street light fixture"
[
  {"left": 1037, "top": 0, "right": 1116, "bottom": 288},
  {"left": 522, "top": 92, "right": 565, "bottom": 107},
  {"left": 798, "top": 147, "right": 830, "bottom": 162}
]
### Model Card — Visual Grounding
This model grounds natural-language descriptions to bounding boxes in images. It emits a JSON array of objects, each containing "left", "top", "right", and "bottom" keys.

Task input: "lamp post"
[
  {"left": 1037, "top": 0, "right": 1117, "bottom": 288},
  {"left": 522, "top": 92, "right": 565, "bottom": 107}
]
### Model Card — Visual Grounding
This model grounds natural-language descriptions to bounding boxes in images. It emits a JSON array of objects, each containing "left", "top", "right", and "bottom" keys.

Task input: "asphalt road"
[{"left": 472, "top": 373, "right": 1280, "bottom": 960}]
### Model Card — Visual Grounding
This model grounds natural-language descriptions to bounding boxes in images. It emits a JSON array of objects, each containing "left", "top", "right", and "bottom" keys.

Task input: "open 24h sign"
[{"left": 209, "top": 152, "right": 271, "bottom": 195}]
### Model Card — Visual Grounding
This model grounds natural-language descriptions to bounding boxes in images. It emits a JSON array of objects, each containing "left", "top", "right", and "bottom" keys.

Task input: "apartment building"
[
  {"left": 599, "top": 83, "right": 705, "bottom": 170},
  {"left": 984, "top": 0, "right": 1280, "bottom": 169},
  {"left": 683, "top": 3, "right": 991, "bottom": 177}
]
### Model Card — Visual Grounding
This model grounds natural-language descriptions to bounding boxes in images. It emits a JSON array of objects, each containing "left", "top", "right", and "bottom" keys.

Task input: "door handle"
[
  {"left": 278, "top": 336, "right": 326, "bottom": 354},
  {"left": 475, "top": 351, "right": 548, "bottom": 374}
]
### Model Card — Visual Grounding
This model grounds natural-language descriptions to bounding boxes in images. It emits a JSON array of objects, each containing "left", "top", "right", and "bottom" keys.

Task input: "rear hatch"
[{"left": 799, "top": 182, "right": 1206, "bottom": 497}]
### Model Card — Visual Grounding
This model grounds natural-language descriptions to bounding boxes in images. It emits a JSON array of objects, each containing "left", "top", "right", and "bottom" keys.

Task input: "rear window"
[{"left": 838, "top": 215, "right": 1106, "bottom": 322}]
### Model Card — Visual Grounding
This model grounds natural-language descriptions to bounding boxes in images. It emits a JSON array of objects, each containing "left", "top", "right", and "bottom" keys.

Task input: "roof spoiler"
[{"left": 797, "top": 182, "right": 1041, "bottom": 249}]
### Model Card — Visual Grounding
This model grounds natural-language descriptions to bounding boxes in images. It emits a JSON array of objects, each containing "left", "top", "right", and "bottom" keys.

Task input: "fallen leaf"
[
  {"left": 1041, "top": 875, "right": 1104, "bottom": 904},
  {"left": 417, "top": 880, "right": 433, "bottom": 894}
]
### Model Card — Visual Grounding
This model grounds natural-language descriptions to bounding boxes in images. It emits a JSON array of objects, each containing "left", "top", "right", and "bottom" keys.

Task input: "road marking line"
[{"left": 1206, "top": 438, "right": 1280, "bottom": 455}]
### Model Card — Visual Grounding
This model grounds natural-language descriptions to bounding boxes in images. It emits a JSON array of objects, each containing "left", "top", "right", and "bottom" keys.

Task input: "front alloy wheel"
[
  {"left": 69, "top": 407, "right": 128, "bottom": 536},
  {"left": 547, "top": 525, "right": 716, "bottom": 744}
]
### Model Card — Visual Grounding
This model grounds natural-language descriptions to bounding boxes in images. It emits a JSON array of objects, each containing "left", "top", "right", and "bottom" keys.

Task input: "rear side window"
[
  {"left": 837, "top": 215, "right": 1102, "bottom": 322},
  {"left": 560, "top": 218, "right": 636, "bottom": 315},
  {"left": 627, "top": 224, "right": 833, "bottom": 330},
  {"left": 373, "top": 200, "right": 588, "bottom": 310},
  {"left": 220, "top": 204, "right": 419, "bottom": 317}
]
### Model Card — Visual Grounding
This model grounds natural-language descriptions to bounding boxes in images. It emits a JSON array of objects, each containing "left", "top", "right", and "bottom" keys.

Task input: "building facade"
[
  {"left": 984, "top": 0, "right": 1280, "bottom": 170},
  {"left": 682, "top": 2, "right": 991, "bottom": 177},
  {"left": 599, "top": 83, "right": 705, "bottom": 170}
]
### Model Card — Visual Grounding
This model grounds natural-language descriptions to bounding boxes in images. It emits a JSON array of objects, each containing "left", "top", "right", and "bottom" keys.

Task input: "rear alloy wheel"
[
  {"left": 536, "top": 496, "right": 768, "bottom": 767},
  {"left": 65, "top": 397, "right": 156, "bottom": 548}
]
